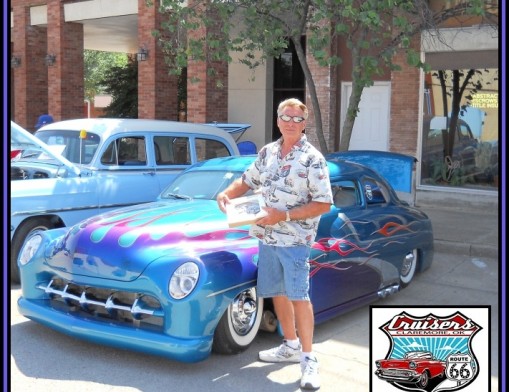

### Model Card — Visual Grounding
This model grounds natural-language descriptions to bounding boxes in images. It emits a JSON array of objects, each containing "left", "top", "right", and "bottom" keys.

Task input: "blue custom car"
[
  {"left": 17, "top": 153, "right": 433, "bottom": 363},
  {"left": 10, "top": 119, "right": 241, "bottom": 283}
]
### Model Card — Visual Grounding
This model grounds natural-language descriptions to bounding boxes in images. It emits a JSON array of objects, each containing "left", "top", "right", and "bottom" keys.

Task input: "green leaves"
[
  {"left": 149, "top": 0, "right": 496, "bottom": 153},
  {"left": 99, "top": 56, "right": 138, "bottom": 118},
  {"left": 84, "top": 50, "right": 128, "bottom": 101}
]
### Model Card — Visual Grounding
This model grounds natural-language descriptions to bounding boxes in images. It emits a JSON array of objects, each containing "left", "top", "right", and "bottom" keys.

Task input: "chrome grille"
[
  {"left": 37, "top": 278, "right": 165, "bottom": 332},
  {"left": 383, "top": 369, "right": 413, "bottom": 377}
]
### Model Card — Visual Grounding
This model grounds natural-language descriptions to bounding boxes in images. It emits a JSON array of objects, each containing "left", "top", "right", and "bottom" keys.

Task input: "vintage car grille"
[
  {"left": 37, "top": 278, "right": 165, "bottom": 332},
  {"left": 382, "top": 368, "right": 414, "bottom": 378}
]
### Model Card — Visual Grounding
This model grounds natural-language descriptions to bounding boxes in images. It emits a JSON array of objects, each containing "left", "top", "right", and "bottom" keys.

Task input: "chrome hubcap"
[
  {"left": 231, "top": 288, "right": 258, "bottom": 335},
  {"left": 401, "top": 252, "right": 415, "bottom": 277}
]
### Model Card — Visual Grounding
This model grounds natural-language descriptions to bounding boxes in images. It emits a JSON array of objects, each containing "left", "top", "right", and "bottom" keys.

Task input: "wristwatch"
[{"left": 285, "top": 210, "right": 291, "bottom": 222}]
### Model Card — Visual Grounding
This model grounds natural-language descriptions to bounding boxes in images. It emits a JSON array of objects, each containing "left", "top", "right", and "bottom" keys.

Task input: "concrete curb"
[{"left": 434, "top": 240, "right": 499, "bottom": 259}]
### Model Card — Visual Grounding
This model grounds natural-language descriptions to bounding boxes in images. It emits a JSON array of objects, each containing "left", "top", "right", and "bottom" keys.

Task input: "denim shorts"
[{"left": 257, "top": 242, "right": 311, "bottom": 301}]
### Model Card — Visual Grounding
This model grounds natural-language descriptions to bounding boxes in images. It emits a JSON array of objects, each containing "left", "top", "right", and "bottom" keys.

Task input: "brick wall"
[
  {"left": 304, "top": 25, "right": 338, "bottom": 154},
  {"left": 12, "top": 4, "right": 49, "bottom": 131},
  {"left": 137, "top": 0, "right": 178, "bottom": 120},
  {"left": 389, "top": 36, "right": 421, "bottom": 157},
  {"left": 46, "top": 0, "right": 84, "bottom": 122},
  {"left": 185, "top": 0, "right": 228, "bottom": 123}
]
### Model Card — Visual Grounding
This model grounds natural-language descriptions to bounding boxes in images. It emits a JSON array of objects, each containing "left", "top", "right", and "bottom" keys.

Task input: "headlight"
[
  {"left": 169, "top": 262, "right": 199, "bottom": 299},
  {"left": 409, "top": 361, "right": 416, "bottom": 369},
  {"left": 18, "top": 234, "right": 43, "bottom": 266},
  {"left": 375, "top": 361, "right": 381, "bottom": 368}
]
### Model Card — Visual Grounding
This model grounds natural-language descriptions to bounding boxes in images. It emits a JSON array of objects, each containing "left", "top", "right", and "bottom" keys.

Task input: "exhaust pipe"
[{"left": 377, "top": 284, "right": 400, "bottom": 298}]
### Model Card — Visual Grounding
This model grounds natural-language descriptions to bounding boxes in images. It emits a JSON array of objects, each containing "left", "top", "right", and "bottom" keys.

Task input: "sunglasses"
[{"left": 278, "top": 114, "right": 305, "bottom": 123}]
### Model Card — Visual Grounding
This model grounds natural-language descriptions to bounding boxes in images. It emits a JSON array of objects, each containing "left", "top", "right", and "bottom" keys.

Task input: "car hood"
[
  {"left": 10, "top": 121, "right": 81, "bottom": 176},
  {"left": 46, "top": 200, "right": 255, "bottom": 281}
]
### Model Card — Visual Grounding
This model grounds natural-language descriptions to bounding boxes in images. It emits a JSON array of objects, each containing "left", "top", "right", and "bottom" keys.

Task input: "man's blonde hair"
[{"left": 277, "top": 98, "right": 308, "bottom": 119}]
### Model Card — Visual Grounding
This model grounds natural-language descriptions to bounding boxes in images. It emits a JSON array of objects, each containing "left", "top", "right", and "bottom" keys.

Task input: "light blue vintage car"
[
  {"left": 10, "top": 119, "right": 242, "bottom": 282},
  {"left": 17, "top": 153, "right": 434, "bottom": 363}
]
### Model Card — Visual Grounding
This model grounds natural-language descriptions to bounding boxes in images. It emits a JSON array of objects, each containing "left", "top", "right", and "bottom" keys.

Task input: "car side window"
[
  {"left": 195, "top": 138, "right": 231, "bottom": 161},
  {"left": 154, "top": 136, "right": 190, "bottom": 165},
  {"left": 331, "top": 180, "right": 359, "bottom": 208},
  {"left": 101, "top": 136, "right": 147, "bottom": 166},
  {"left": 361, "top": 177, "right": 389, "bottom": 205}
]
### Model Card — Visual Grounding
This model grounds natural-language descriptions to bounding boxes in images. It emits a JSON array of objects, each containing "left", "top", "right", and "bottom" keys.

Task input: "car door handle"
[{"left": 142, "top": 171, "right": 156, "bottom": 176}]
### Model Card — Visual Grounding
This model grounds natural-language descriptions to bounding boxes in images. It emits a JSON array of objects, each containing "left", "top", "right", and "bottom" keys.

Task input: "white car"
[{"left": 10, "top": 118, "right": 242, "bottom": 283}]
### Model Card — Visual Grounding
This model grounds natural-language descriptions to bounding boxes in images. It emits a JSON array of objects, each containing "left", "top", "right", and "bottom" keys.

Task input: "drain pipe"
[{"left": 84, "top": 99, "right": 91, "bottom": 118}]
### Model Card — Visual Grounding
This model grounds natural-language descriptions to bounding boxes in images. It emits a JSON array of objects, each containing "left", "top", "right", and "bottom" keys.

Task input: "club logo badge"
[{"left": 373, "top": 311, "right": 482, "bottom": 391}]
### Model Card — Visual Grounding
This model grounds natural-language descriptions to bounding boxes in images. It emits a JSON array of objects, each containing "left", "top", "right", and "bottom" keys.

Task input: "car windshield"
[
  {"left": 404, "top": 352, "right": 432, "bottom": 360},
  {"left": 161, "top": 170, "right": 245, "bottom": 200},
  {"left": 35, "top": 129, "right": 101, "bottom": 165}
]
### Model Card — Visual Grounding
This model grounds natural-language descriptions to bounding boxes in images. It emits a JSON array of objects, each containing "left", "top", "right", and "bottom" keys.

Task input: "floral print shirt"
[{"left": 242, "top": 134, "right": 333, "bottom": 246}]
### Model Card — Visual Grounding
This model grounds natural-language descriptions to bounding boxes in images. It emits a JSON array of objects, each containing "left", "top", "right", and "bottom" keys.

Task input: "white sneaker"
[
  {"left": 300, "top": 356, "right": 320, "bottom": 390},
  {"left": 258, "top": 340, "right": 301, "bottom": 363}
]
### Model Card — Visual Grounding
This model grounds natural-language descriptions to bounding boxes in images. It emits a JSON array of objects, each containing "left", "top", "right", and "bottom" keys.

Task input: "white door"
[{"left": 341, "top": 82, "right": 390, "bottom": 151}]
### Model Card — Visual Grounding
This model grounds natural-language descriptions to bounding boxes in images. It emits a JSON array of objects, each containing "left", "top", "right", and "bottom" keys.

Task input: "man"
[{"left": 217, "top": 98, "right": 333, "bottom": 390}]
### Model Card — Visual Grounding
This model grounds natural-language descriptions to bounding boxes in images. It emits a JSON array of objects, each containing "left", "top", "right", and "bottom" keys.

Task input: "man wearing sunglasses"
[{"left": 217, "top": 98, "right": 333, "bottom": 390}]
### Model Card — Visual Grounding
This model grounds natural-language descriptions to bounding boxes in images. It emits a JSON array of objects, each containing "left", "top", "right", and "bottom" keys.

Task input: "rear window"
[
  {"left": 361, "top": 177, "right": 389, "bottom": 205},
  {"left": 195, "top": 138, "right": 232, "bottom": 161},
  {"left": 153, "top": 136, "right": 191, "bottom": 165}
]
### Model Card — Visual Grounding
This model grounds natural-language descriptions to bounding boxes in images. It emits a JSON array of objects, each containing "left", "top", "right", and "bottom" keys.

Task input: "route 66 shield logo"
[
  {"left": 446, "top": 352, "right": 475, "bottom": 384},
  {"left": 372, "top": 310, "right": 483, "bottom": 392}
]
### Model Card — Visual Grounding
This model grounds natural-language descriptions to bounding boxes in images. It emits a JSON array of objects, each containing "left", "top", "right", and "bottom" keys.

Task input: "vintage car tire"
[
  {"left": 11, "top": 217, "right": 53, "bottom": 283},
  {"left": 399, "top": 249, "right": 418, "bottom": 288},
  {"left": 212, "top": 288, "right": 264, "bottom": 355},
  {"left": 416, "top": 370, "right": 430, "bottom": 388}
]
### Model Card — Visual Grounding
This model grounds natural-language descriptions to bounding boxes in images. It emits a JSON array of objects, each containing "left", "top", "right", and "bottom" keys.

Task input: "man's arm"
[{"left": 255, "top": 201, "right": 332, "bottom": 226}]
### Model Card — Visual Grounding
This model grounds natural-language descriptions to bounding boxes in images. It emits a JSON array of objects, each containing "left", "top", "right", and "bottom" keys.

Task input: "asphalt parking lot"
[{"left": 9, "top": 249, "right": 499, "bottom": 392}]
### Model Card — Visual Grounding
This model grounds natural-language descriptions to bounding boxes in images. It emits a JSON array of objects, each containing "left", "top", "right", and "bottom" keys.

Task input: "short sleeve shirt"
[{"left": 242, "top": 134, "right": 333, "bottom": 246}]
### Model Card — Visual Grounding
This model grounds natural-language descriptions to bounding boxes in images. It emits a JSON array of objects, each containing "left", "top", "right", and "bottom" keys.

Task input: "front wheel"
[
  {"left": 11, "top": 218, "right": 53, "bottom": 283},
  {"left": 416, "top": 370, "right": 430, "bottom": 388},
  {"left": 399, "top": 249, "right": 418, "bottom": 288},
  {"left": 212, "top": 288, "right": 263, "bottom": 355}
]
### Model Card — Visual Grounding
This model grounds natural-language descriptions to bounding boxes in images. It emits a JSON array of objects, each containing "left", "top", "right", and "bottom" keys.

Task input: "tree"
[
  {"left": 152, "top": 0, "right": 495, "bottom": 153},
  {"left": 84, "top": 50, "right": 129, "bottom": 102},
  {"left": 99, "top": 55, "right": 139, "bottom": 118},
  {"left": 326, "top": 0, "right": 495, "bottom": 151}
]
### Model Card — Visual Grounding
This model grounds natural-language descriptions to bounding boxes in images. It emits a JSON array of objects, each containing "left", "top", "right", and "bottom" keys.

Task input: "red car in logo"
[{"left": 375, "top": 351, "right": 446, "bottom": 388}]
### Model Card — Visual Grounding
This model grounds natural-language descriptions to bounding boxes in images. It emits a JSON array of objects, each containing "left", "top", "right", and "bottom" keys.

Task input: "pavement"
[{"left": 418, "top": 203, "right": 499, "bottom": 259}]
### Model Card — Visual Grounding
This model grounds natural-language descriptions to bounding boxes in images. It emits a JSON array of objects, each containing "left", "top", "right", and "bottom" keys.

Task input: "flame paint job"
[{"left": 18, "top": 153, "right": 434, "bottom": 363}]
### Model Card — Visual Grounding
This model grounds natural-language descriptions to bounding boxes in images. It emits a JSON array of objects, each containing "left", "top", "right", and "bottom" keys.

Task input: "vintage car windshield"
[
  {"left": 35, "top": 129, "right": 101, "bottom": 165},
  {"left": 404, "top": 352, "right": 432, "bottom": 360},
  {"left": 161, "top": 170, "right": 245, "bottom": 200}
]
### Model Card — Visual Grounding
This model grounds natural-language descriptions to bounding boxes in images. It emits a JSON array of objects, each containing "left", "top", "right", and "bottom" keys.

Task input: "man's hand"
[
  {"left": 216, "top": 178, "right": 253, "bottom": 213},
  {"left": 216, "top": 192, "right": 230, "bottom": 213}
]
